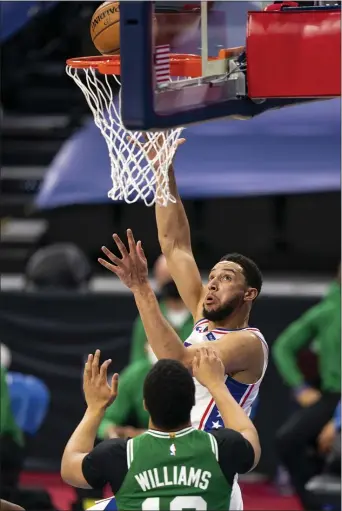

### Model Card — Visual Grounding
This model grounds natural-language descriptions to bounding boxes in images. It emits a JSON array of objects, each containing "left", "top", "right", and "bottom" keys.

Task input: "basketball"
[{"left": 90, "top": 2, "right": 120, "bottom": 55}]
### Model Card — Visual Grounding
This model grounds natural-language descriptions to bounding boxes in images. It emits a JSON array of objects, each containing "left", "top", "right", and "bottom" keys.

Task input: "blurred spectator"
[
  {"left": 0, "top": 366, "right": 25, "bottom": 504},
  {"left": 98, "top": 345, "right": 157, "bottom": 440},
  {"left": 273, "top": 266, "right": 341, "bottom": 510},
  {"left": 305, "top": 401, "right": 341, "bottom": 511},
  {"left": 25, "top": 243, "right": 92, "bottom": 291},
  {"left": 317, "top": 401, "right": 341, "bottom": 460},
  {"left": 130, "top": 254, "right": 193, "bottom": 363},
  {"left": 1, "top": 343, "right": 12, "bottom": 369},
  {"left": 318, "top": 400, "right": 341, "bottom": 482}
]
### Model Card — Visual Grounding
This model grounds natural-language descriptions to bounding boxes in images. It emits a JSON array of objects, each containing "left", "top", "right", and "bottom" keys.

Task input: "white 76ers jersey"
[
  {"left": 184, "top": 319, "right": 268, "bottom": 431},
  {"left": 85, "top": 321, "right": 268, "bottom": 511}
]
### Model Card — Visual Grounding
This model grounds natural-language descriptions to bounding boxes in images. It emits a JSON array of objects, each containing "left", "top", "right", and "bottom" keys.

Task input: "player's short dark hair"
[
  {"left": 220, "top": 252, "right": 263, "bottom": 297},
  {"left": 144, "top": 359, "right": 195, "bottom": 430}
]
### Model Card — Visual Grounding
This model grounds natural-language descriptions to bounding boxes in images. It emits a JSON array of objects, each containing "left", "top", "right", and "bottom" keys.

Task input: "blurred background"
[{"left": 0, "top": 1, "right": 341, "bottom": 511}]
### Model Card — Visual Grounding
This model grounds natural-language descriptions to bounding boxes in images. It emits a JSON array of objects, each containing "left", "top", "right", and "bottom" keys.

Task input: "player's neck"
[
  {"left": 149, "top": 420, "right": 192, "bottom": 433},
  {"left": 209, "top": 310, "right": 250, "bottom": 331}
]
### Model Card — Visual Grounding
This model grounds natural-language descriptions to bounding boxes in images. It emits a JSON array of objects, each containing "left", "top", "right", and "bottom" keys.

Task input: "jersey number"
[{"left": 142, "top": 496, "right": 207, "bottom": 510}]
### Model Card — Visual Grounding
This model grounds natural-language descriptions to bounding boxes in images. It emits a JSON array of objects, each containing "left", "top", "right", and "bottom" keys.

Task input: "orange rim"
[
  {"left": 66, "top": 48, "right": 243, "bottom": 78},
  {"left": 66, "top": 54, "right": 203, "bottom": 77}
]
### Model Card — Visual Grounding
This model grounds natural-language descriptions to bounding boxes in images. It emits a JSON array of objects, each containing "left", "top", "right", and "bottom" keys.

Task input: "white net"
[{"left": 66, "top": 65, "right": 185, "bottom": 206}]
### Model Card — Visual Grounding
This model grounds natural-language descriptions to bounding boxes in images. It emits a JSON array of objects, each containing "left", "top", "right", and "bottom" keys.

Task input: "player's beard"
[{"left": 202, "top": 295, "right": 242, "bottom": 322}]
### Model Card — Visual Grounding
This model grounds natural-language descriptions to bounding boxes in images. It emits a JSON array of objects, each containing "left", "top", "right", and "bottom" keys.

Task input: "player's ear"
[
  {"left": 143, "top": 399, "right": 147, "bottom": 411},
  {"left": 244, "top": 287, "right": 258, "bottom": 302}
]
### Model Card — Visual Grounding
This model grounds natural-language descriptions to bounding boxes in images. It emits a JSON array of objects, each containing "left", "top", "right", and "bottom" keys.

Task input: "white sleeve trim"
[
  {"left": 126, "top": 438, "right": 134, "bottom": 468},
  {"left": 208, "top": 432, "right": 219, "bottom": 461}
]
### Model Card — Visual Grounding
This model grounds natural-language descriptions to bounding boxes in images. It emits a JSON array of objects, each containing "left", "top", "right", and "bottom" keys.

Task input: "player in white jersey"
[
  {"left": 99, "top": 139, "right": 267, "bottom": 511},
  {"left": 99, "top": 230, "right": 268, "bottom": 510},
  {"left": 186, "top": 320, "right": 268, "bottom": 432}
]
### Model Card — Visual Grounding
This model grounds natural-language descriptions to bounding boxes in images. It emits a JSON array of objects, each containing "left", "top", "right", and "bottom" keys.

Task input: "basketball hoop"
[{"left": 66, "top": 52, "right": 207, "bottom": 207}]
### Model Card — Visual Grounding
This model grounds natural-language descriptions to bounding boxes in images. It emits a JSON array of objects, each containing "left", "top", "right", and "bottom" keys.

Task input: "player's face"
[{"left": 202, "top": 261, "right": 247, "bottom": 322}]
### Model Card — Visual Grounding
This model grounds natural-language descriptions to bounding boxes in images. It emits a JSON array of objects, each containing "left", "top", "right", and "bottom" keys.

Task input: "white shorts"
[
  {"left": 86, "top": 483, "right": 243, "bottom": 510},
  {"left": 229, "top": 480, "right": 243, "bottom": 510}
]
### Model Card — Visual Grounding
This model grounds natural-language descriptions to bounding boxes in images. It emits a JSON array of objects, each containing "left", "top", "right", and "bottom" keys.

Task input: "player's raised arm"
[
  {"left": 155, "top": 156, "right": 204, "bottom": 319},
  {"left": 61, "top": 351, "right": 118, "bottom": 489},
  {"left": 99, "top": 230, "right": 188, "bottom": 363},
  {"left": 193, "top": 347, "right": 261, "bottom": 469}
]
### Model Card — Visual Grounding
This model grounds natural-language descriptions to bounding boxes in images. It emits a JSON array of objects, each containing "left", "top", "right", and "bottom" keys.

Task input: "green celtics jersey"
[
  {"left": 115, "top": 426, "right": 231, "bottom": 511},
  {"left": 82, "top": 425, "right": 254, "bottom": 511}
]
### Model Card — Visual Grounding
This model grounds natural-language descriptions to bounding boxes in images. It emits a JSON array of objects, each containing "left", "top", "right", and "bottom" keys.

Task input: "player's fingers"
[
  {"left": 127, "top": 229, "right": 137, "bottom": 256},
  {"left": 207, "top": 346, "right": 217, "bottom": 361},
  {"left": 214, "top": 349, "right": 222, "bottom": 362},
  {"left": 84, "top": 354, "right": 93, "bottom": 380},
  {"left": 212, "top": 349, "right": 221, "bottom": 367},
  {"left": 111, "top": 373, "right": 119, "bottom": 396},
  {"left": 192, "top": 350, "right": 200, "bottom": 370},
  {"left": 101, "top": 246, "right": 121, "bottom": 266},
  {"left": 113, "top": 233, "right": 129, "bottom": 259},
  {"left": 177, "top": 138, "right": 186, "bottom": 146},
  {"left": 92, "top": 349, "right": 101, "bottom": 379},
  {"left": 98, "top": 258, "right": 119, "bottom": 274},
  {"left": 192, "top": 354, "right": 201, "bottom": 375},
  {"left": 99, "top": 359, "right": 112, "bottom": 381},
  {"left": 201, "top": 346, "right": 210, "bottom": 359},
  {"left": 136, "top": 240, "right": 143, "bottom": 255},
  {"left": 198, "top": 346, "right": 208, "bottom": 365},
  {"left": 85, "top": 353, "right": 93, "bottom": 366},
  {"left": 137, "top": 241, "right": 147, "bottom": 263}
]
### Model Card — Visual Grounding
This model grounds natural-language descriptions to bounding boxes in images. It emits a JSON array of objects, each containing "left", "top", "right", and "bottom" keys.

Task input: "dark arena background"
[{"left": 1, "top": 2, "right": 341, "bottom": 511}]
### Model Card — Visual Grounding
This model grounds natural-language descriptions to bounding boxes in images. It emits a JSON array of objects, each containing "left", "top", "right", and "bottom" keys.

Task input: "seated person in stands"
[
  {"left": 0, "top": 366, "right": 25, "bottom": 504},
  {"left": 305, "top": 401, "right": 341, "bottom": 511},
  {"left": 273, "top": 265, "right": 341, "bottom": 510},
  {"left": 130, "top": 255, "right": 193, "bottom": 364},
  {"left": 25, "top": 243, "right": 92, "bottom": 291},
  {"left": 317, "top": 400, "right": 341, "bottom": 475}
]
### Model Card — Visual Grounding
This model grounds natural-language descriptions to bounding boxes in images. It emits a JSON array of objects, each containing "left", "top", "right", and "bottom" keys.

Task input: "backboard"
[
  {"left": 119, "top": 1, "right": 341, "bottom": 131},
  {"left": 119, "top": 1, "right": 250, "bottom": 130}
]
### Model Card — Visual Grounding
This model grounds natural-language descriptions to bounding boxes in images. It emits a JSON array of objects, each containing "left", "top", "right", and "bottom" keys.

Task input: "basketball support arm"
[{"left": 119, "top": 2, "right": 341, "bottom": 130}]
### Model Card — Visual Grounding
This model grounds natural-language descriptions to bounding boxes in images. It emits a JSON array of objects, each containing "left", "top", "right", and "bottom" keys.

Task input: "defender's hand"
[
  {"left": 98, "top": 229, "right": 148, "bottom": 291},
  {"left": 192, "top": 347, "right": 225, "bottom": 389},
  {"left": 83, "top": 350, "right": 118, "bottom": 413}
]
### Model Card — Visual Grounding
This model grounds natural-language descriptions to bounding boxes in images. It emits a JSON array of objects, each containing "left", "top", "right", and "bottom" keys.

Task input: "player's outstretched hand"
[
  {"left": 83, "top": 349, "right": 118, "bottom": 412},
  {"left": 192, "top": 347, "right": 225, "bottom": 389},
  {"left": 98, "top": 229, "right": 148, "bottom": 291}
]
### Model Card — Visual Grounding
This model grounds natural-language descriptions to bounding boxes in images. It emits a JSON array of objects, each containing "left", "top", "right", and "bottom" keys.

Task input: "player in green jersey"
[{"left": 61, "top": 347, "right": 260, "bottom": 511}]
